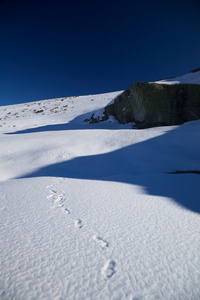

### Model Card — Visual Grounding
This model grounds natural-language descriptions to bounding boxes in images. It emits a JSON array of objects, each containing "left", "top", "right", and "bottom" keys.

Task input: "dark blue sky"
[{"left": 0, "top": 0, "right": 200, "bottom": 106}]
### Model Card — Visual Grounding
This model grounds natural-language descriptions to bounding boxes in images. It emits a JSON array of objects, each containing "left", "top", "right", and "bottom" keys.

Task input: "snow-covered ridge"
[{"left": 153, "top": 69, "right": 200, "bottom": 85}]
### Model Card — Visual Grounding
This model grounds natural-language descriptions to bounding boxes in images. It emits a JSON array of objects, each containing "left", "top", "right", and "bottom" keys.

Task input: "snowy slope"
[
  {"left": 153, "top": 69, "right": 200, "bottom": 85},
  {"left": 0, "top": 90, "right": 200, "bottom": 300}
]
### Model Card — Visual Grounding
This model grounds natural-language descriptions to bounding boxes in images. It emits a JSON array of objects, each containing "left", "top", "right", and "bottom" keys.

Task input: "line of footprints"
[{"left": 46, "top": 180, "right": 116, "bottom": 279}]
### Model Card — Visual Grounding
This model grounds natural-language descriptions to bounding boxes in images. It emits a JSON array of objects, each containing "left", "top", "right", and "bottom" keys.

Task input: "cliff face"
[{"left": 106, "top": 82, "right": 200, "bottom": 128}]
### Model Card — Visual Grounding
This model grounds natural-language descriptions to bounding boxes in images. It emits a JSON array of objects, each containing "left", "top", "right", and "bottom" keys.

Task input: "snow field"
[
  {"left": 0, "top": 84, "right": 200, "bottom": 299},
  {"left": 1, "top": 177, "right": 200, "bottom": 299}
]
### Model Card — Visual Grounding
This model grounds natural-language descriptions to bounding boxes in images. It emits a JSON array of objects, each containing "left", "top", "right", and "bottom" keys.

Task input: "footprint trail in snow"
[{"left": 46, "top": 182, "right": 116, "bottom": 279}]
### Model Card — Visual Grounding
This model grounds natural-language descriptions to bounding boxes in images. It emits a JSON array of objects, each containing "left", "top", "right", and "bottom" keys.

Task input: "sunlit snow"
[
  {"left": 153, "top": 69, "right": 200, "bottom": 85},
  {"left": 0, "top": 78, "right": 200, "bottom": 299}
]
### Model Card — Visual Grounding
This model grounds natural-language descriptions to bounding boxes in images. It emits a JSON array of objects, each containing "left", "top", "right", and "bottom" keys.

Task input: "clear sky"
[{"left": 0, "top": 0, "right": 200, "bottom": 106}]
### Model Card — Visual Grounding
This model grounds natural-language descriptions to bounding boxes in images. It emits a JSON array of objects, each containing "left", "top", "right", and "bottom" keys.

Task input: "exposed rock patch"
[{"left": 104, "top": 82, "right": 200, "bottom": 128}]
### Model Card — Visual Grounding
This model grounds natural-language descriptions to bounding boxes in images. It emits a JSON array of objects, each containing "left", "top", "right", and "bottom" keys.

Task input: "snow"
[
  {"left": 152, "top": 70, "right": 200, "bottom": 85},
  {"left": 0, "top": 89, "right": 200, "bottom": 299}
]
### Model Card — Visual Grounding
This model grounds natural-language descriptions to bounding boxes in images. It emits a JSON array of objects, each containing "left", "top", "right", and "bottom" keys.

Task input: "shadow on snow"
[
  {"left": 5, "top": 112, "right": 132, "bottom": 134},
  {"left": 15, "top": 122, "right": 200, "bottom": 214}
]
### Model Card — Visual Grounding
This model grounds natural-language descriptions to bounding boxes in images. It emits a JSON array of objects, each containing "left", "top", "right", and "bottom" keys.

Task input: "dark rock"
[
  {"left": 168, "top": 171, "right": 200, "bottom": 174},
  {"left": 110, "top": 89, "right": 135, "bottom": 124},
  {"left": 190, "top": 68, "right": 200, "bottom": 73},
  {"left": 105, "top": 82, "right": 200, "bottom": 128},
  {"left": 84, "top": 112, "right": 108, "bottom": 124}
]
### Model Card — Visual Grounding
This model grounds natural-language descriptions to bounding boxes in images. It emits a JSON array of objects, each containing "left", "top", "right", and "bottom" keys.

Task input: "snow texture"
[{"left": 0, "top": 82, "right": 200, "bottom": 299}]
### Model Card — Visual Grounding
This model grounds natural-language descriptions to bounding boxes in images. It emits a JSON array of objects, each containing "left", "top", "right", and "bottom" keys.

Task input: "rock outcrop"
[{"left": 104, "top": 82, "right": 200, "bottom": 128}]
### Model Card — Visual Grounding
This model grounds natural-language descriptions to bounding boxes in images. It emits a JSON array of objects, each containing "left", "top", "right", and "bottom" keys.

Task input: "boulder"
[{"left": 106, "top": 82, "right": 200, "bottom": 128}]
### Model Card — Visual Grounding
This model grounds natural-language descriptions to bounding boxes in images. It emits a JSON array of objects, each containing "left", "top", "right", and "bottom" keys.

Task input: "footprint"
[
  {"left": 49, "top": 189, "right": 57, "bottom": 194},
  {"left": 94, "top": 235, "right": 108, "bottom": 249},
  {"left": 53, "top": 195, "right": 65, "bottom": 207},
  {"left": 54, "top": 195, "right": 64, "bottom": 203},
  {"left": 47, "top": 189, "right": 70, "bottom": 212},
  {"left": 102, "top": 260, "right": 116, "bottom": 278},
  {"left": 46, "top": 189, "right": 57, "bottom": 198},
  {"left": 46, "top": 194, "right": 54, "bottom": 199},
  {"left": 74, "top": 219, "right": 83, "bottom": 229}
]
